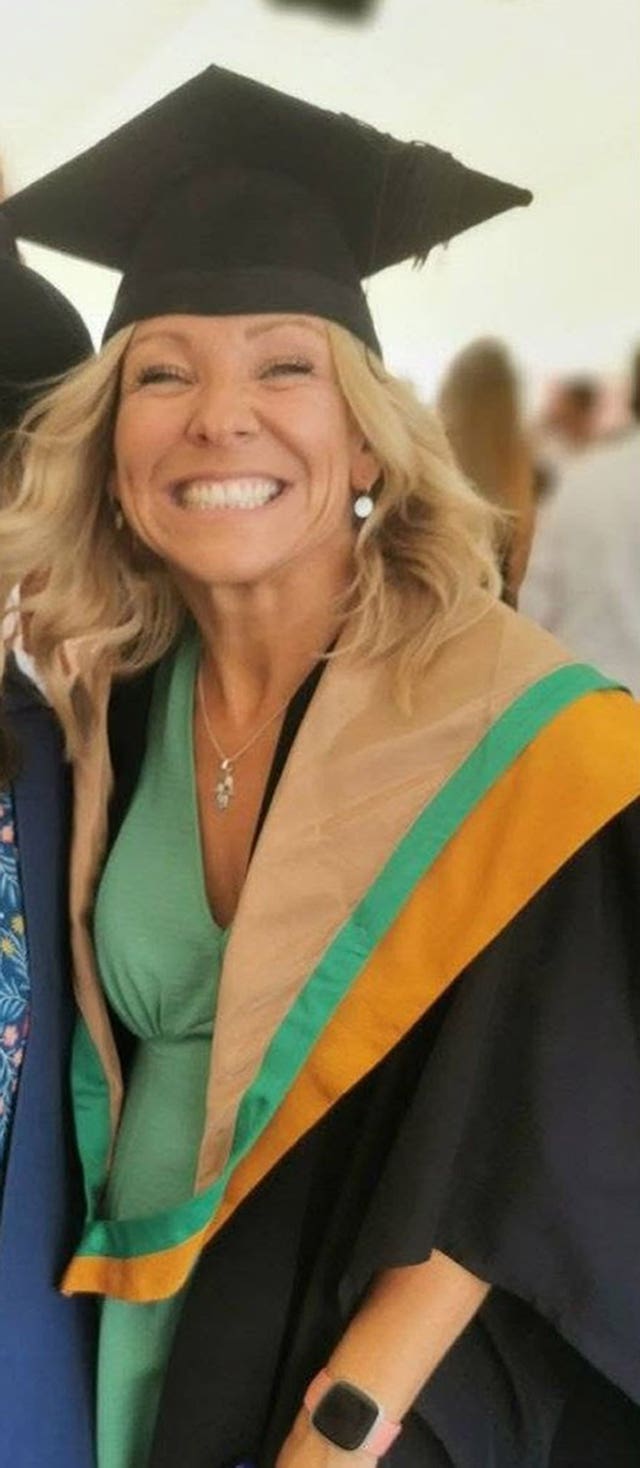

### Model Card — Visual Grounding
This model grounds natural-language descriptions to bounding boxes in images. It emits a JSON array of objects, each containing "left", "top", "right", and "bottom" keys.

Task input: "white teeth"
[{"left": 178, "top": 477, "right": 282, "bottom": 510}]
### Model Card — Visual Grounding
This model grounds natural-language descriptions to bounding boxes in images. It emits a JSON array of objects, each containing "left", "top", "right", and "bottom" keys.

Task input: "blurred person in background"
[
  {"left": 536, "top": 375, "right": 599, "bottom": 479},
  {"left": 520, "top": 349, "right": 640, "bottom": 695},
  {"left": 437, "top": 337, "right": 536, "bottom": 605},
  {"left": 630, "top": 344, "right": 640, "bottom": 423},
  {"left": 0, "top": 214, "right": 96, "bottom": 1465}
]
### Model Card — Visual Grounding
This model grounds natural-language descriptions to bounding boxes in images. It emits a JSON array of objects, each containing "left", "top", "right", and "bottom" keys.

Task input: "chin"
[{"left": 174, "top": 550, "right": 293, "bottom": 590}]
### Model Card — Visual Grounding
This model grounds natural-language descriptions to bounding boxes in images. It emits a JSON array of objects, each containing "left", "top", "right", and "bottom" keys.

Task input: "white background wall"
[{"left": 1, "top": 0, "right": 638, "bottom": 400}]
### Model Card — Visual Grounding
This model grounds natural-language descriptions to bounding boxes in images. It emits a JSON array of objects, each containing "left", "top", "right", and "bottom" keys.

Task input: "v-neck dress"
[
  {"left": 92, "top": 629, "right": 327, "bottom": 1468},
  {"left": 93, "top": 630, "right": 228, "bottom": 1468}
]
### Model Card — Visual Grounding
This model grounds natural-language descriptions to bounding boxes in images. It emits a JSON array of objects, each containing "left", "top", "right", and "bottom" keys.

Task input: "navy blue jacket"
[{"left": 0, "top": 664, "right": 95, "bottom": 1467}]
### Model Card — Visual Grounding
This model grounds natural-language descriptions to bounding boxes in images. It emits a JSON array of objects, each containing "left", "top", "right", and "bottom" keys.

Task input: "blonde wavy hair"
[{"left": 0, "top": 320, "right": 500, "bottom": 756}]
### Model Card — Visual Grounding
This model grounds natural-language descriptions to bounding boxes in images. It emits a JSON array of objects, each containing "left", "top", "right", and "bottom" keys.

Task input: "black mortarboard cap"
[
  {"left": 0, "top": 215, "right": 93, "bottom": 431},
  {"left": 1, "top": 66, "right": 532, "bottom": 355}
]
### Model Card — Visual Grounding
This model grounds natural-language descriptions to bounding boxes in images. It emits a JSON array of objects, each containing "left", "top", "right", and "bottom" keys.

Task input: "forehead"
[{"left": 127, "top": 313, "right": 329, "bottom": 352}]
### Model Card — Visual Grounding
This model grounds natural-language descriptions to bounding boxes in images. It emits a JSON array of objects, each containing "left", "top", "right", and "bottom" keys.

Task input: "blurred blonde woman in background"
[{"left": 438, "top": 337, "right": 536, "bottom": 605}]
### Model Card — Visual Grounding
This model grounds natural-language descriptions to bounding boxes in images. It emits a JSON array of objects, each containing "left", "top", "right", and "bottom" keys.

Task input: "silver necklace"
[{"left": 197, "top": 668, "right": 293, "bottom": 811}]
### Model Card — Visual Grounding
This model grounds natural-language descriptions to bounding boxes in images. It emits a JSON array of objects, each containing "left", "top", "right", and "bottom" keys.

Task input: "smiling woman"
[
  {"left": 113, "top": 314, "right": 374, "bottom": 594},
  {"left": 1, "top": 62, "right": 639, "bottom": 1468},
  {"left": 0, "top": 309, "right": 496, "bottom": 756}
]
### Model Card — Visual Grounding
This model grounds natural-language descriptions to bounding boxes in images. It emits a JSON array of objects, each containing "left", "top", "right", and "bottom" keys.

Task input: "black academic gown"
[
  {"left": 106, "top": 671, "right": 640, "bottom": 1468},
  {"left": 0, "top": 663, "right": 96, "bottom": 1467}
]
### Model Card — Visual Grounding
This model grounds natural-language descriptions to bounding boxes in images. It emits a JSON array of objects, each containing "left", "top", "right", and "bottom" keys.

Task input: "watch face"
[{"left": 311, "top": 1383, "right": 379, "bottom": 1450}]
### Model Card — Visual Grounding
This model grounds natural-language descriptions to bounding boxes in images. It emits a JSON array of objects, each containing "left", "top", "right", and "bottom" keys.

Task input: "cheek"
[
  {"left": 113, "top": 403, "right": 177, "bottom": 491},
  {"left": 315, "top": 421, "right": 362, "bottom": 509},
  {"left": 112, "top": 411, "right": 144, "bottom": 494},
  {"left": 286, "top": 395, "right": 356, "bottom": 477},
  {"left": 291, "top": 406, "right": 358, "bottom": 529}
]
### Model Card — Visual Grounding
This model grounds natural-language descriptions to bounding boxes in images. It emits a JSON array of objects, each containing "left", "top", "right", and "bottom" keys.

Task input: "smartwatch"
[{"left": 304, "top": 1369, "right": 402, "bottom": 1455}]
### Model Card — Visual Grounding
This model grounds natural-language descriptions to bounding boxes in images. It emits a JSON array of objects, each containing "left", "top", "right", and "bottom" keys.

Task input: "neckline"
[
  {"left": 179, "top": 632, "right": 230, "bottom": 944},
  {"left": 180, "top": 627, "right": 330, "bottom": 936},
  {"left": 248, "top": 653, "right": 330, "bottom": 861}
]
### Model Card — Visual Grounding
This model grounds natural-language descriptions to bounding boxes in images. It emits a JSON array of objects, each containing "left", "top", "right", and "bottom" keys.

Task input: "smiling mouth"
[{"left": 173, "top": 476, "right": 287, "bottom": 510}]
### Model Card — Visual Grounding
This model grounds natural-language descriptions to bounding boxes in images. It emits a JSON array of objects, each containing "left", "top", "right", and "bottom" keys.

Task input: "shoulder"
[
  {"left": 108, "top": 663, "right": 157, "bottom": 759},
  {"left": 106, "top": 663, "right": 159, "bottom": 849},
  {"left": 375, "top": 596, "right": 635, "bottom": 780},
  {"left": 2, "top": 657, "right": 66, "bottom": 789},
  {"left": 415, "top": 600, "right": 640, "bottom": 820},
  {"left": 417, "top": 595, "right": 574, "bottom": 714},
  {"left": 553, "top": 431, "right": 640, "bottom": 520},
  {"left": 107, "top": 636, "right": 187, "bottom": 759},
  {"left": 3, "top": 655, "right": 50, "bottom": 720}
]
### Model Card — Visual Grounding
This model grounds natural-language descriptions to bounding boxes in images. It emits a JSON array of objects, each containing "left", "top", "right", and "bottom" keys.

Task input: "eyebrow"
[
  {"left": 129, "top": 316, "right": 326, "bottom": 352},
  {"left": 128, "top": 328, "right": 196, "bottom": 352},
  {"left": 244, "top": 317, "right": 325, "bottom": 340}
]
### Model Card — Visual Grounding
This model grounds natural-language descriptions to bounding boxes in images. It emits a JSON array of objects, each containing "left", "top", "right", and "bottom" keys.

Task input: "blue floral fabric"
[{"left": 0, "top": 788, "right": 30, "bottom": 1191}]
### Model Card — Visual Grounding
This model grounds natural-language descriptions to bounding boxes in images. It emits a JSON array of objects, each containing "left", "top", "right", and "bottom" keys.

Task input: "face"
[{"left": 112, "top": 313, "right": 378, "bottom": 593}]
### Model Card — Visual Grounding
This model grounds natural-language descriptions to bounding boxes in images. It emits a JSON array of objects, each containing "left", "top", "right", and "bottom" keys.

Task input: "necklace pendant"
[{"left": 214, "top": 759, "right": 235, "bottom": 811}]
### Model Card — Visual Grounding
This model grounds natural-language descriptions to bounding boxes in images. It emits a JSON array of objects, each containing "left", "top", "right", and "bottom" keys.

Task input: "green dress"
[{"left": 93, "top": 629, "right": 228, "bottom": 1468}]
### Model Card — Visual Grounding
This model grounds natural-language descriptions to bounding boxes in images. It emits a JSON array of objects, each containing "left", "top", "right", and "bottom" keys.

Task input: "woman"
[
  {"left": 437, "top": 338, "right": 536, "bottom": 606},
  {"left": 1, "top": 66, "right": 639, "bottom": 1468},
  {"left": 0, "top": 224, "right": 96, "bottom": 1466}
]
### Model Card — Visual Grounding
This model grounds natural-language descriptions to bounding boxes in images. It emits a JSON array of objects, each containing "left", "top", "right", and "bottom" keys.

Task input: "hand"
[{"left": 276, "top": 1408, "right": 375, "bottom": 1468}]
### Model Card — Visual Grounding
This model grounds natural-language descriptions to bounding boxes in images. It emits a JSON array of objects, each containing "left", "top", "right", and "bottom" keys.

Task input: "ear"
[{"left": 350, "top": 436, "right": 381, "bottom": 493}]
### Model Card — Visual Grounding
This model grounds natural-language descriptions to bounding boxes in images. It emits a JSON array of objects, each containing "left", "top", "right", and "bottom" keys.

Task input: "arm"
[{"left": 278, "top": 1249, "right": 490, "bottom": 1466}]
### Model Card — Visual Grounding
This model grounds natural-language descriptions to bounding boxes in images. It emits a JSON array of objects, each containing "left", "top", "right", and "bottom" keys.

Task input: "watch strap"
[{"left": 304, "top": 1369, "right": 402, "bottom": 1455}]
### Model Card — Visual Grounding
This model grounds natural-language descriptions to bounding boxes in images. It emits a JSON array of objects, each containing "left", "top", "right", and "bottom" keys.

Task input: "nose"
[{"left": 185, "top": 377, "right": 258, "bottom": 445}]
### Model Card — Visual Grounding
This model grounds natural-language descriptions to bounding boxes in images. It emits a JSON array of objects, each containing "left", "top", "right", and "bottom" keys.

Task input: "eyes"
[
  {"left": 261, "top": 356, "right": 314, "bottom": 380},
  {"left": 130, "top": 356, "right": 315, "bottom": 391},
  {"left": 134, "top": 364, "right": 188, "bottom": 387}
]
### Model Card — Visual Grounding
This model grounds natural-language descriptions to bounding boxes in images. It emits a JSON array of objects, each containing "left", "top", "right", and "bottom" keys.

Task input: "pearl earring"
[{"left": 353, "top": 492, "right": 374, "bottom": 521}]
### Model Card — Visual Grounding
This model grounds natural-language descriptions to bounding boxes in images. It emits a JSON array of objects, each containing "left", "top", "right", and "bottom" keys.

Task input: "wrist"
[
  {"left": 293, "top": 1412, "right": 378, "bottom": 1468},
  {"left": 304, "top": 1369, "right": 402, "bottom": 1457}
]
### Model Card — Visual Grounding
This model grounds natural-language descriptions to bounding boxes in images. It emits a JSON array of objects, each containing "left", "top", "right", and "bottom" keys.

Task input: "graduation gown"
[
  {"left": 60, "top": 598, "right": 640, "bottom": 1466},
  {"left": 0, "top": 664, "right": 96, "bottom": 1468}
]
